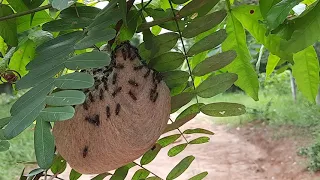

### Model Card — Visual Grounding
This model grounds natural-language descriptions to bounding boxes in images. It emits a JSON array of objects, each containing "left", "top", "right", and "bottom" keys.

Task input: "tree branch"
[
  {"left": 0, "top": 5, "right": 52, "bottom": 22},
  {"left": 108, "top": 0, "right": 135, "bottom": 46}
]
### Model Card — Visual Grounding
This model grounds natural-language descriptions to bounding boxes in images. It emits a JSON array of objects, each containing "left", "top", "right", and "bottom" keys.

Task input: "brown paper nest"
[{"left": 53, "top": 43, "right": 171, "bottom": 174}]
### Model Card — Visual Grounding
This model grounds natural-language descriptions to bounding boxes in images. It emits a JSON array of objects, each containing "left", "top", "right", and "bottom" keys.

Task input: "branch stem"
[
  {"left": 0, "top": 5, "right": 52, "bottom": 22},
  {"left": 169, "top": 118, "right": 189, "bottom": 144},
  {"left": 168, "top": 0, "right": 199, "bottom": 105},
  {"left": 133, "top": 162, "right": 163, "bottom": 179}
]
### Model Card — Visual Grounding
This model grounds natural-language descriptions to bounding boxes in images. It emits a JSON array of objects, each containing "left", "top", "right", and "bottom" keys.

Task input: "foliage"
[
  {"left": 0, "top": 0, "right": 319, "bottom": 179},
  {"left": 298, "top": 140, "right": 320, "bottom": 172}
]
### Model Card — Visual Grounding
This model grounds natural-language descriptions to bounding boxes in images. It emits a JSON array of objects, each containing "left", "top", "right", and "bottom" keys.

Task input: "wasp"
[
  {"left": 128, "top": 90, "right": 137, "bottom": 101},
  {"left": 115, "top": 103, "right": 121, "bottom": 115},
  {"left": 114, "top": 63, "right": 124, "bottom": 69},
  {"left": 112, "top": 73, "right": 117, "bottom": 85},
  {"left": 112, "top": 87, "right": 122, "bottom": 97},
  {"left": 85, "top": 114, "right": 100, "bottom": 126},
  {"left": 144, "top": 69, "right": 151, "bottom": 78},
  {"left": 106, "top": 106, "right": 110, "bottom": 118},
  {"left": 83, "top": 146, "right": 88, "bottom": 158},
  {"left": 104, "top": 82, "right": 108, "bottom": 91},
  {"left": 83, "top": 101, "right": 89, "bottom": 110},
  {"left": 88, "top": 92, "right": 94, "bottom": 102},
  {"left": 128, "top": 79, "right": 138, "bottom": 87},
  {"left": 152, "top": 92, "right": 159, "bottom": 102},
  {"left": 99, "top": 89, "right": 104, "bottom": 100},
  {"left": 133, "top": 65, "right": 144, "bottom": 71},
  {"left": 129, "top": 52, "right": 137, "bottom": 61},
  {"left": 121, "top": 48, "right": 127, "bottom": 61}
]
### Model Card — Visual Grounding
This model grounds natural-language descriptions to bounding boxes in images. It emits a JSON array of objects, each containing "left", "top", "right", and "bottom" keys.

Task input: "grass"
[{"left": 0, "top": 94, "right": 35, "bottom": 180}]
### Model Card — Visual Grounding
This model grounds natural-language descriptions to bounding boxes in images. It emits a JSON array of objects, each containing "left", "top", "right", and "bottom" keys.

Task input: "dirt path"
[{"left": 57, "top": 114, "right": 319, "bottom": 180}]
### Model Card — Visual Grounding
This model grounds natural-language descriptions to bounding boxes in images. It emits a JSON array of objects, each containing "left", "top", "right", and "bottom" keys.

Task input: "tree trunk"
[{"left": 289, "top": 70, "right": 297, "bottom": 102}]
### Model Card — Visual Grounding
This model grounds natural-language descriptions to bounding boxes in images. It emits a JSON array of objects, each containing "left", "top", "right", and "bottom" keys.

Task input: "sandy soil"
[{"left": 54, "top": 114, "right": 320, "bottom": 180}]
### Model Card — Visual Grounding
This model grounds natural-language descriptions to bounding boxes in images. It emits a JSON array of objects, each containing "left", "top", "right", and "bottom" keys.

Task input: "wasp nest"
[{"left": 52, "top": 42, "right": 171, "bottom": 174}]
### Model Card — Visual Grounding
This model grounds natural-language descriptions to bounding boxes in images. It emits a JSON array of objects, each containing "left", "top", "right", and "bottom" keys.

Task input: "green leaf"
[
  {"left": 158, "top": 134, "right": 181, "bottom": 147},
  {"left": 292, "top": 46, "right": 319, "bottom": 103},
  {"left": 55, "top": 72, "right": 94, "bottom": 89},
  {"left": 189, "top": 172, "right": 208, "bottom": 180},
  {"left": 39, "top": 106, "right": 75, "bottom": 122},
  {"left": 222, "top": 13, "right": 259, "bottom": 101},
  {"left": 168, "top": 143, "right": 187, "bottom": 157},
  {"left": 187, "top": 29, "right": 227, "bottom": 56},
  {"left": 144, "top": 8, "right": 185, "bottom": 32},
  {"left": 167, "top": 156, "right": 195, "bottom": 180},
  {"left": 232, "top": 5, "right": 290, "bottom": 60},
  {"left": 200, "top": 102, "right": 246, "bottom": 117},
  {"left": 138, "top": 32, "right": 179, "bottom": 60},
  {"left": 60, "top": 6, "right": 100, "bottom": 19},
  {"left": 75, "top": 28, "right": 116, "bottom": 50},
  {"left": 175, "top": 103, "right": 203, "bottom": 122},
  {"left": 171, "top": 92, "right": 195, "bottom": 112},
  {"left": 51, "top": 0, "right": 76, "bottom": 10},
  {"left": 178, "top": 0, "right": 219, "bottom": 17},
  {"left": 42, "top": 18, "right": 92, "bottom": 32},
  {"left": 110, "top": 163, "right": 135, "bottom": 180},
  {"left": 281, "top": 2, "right": 320, "bottom": 53},
  {"left": 259, "top": 0, "right": 281, "bottom": 18},
  {"left": 12, "top": 79, "right": 54, "bottom": 115},
  {"left": 46, "top": 90, "right": 85, "bottom": 106},
  {"left": 34, "top": 118, "right": 54, "bottom": 169},
  {"left": 0, "top": 129, "right": 6, "bottom": 140},
  {"left": 17, "top": 11, "right": 52, "bottom": 33},
  {"left": 266, "top": 53, "right": 281, "bottom": 78},
  {"left": 27, "top": 168, "right": 44, "bottom": 176},
  {"left": 132, "top": 169, "right": 150, "bottom": 180},
  {"left": 0, "top": 117, "right": 11, "bottom": 129},
  {"left": 196, "top": 73, "right": 238, "bottom": 98},
  {"left": 266, "top": 0, "right": 301, "bottom": 30},
  {"left": 88, "top": 7, "right": 122, "bottom": 31},
  {"left": 0, "top": 5, "right": 18, "bottom": 46},
  {"left": 51, "top": 155, "right": 67, "bottom": 174},
  {"left": 119, "top": 0, "right": 127, "bottom": 26},
  {"left": 4, "top": 97, "right": 46, "bottom": 139},
  {"left": 192, "top": 51, "right": 237, "bottom": 76},
  {"left": 91, "top": 173, "right": 112, "bottom": 180},
  {"left": 140, "top": 144, "right": 162, "bottom": 165},
  {"left": 189, "top": 136, "right": 210, "bottom": 144},
  {"left": 65, "top": 51, "right": 111, "bottom": 70},
  {"left": 27, "top": 31, "right": 82, "bottom": 70},
  {"left": 17, "top": 61, "right": 64, "bottom": 90},
  {"left": 8, "top": 40, "right": 36, "bottom": 77},
  {"left": 0, "top": 141, "right": 10, "bottom": 152},
  {"left": 162, "top": 71, "right": 189, "bottom": 89},
  {"left": 118, "top": 10, "right": 139, "bottom": 41},
  {"left": 149, "top": 52, "right": 185, "bottom": 72},
  {"left": 182, "top": 10, "right": 227, "bottom": 38},
  {"left": 183, "top": 128, "right": 214, "bottom": 135},
  {"left": 0, "top": 36, "right": 8, "bottom": 56},
  {"left": 70, "top": 169, "right": 82, "bottom": 180}
]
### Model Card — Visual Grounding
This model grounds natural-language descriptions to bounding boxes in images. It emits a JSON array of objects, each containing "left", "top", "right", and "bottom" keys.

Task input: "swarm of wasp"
[{"left": 53, "top": 41, "right": 171, "bottom": 174}]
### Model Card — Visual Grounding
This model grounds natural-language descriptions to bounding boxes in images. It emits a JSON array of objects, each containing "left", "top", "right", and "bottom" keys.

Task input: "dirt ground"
[{"left": 55, "top": 114, "right": 320, "bottom": 180}]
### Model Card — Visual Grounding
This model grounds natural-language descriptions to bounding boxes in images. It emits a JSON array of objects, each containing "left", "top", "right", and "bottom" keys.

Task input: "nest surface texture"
[{"left": 52, "top": 42, "right": 171, "bottom": 174}]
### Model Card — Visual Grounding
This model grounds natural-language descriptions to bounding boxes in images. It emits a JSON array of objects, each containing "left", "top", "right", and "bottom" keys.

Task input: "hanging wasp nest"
[{"left": 52, "top": 42, "right": 171, "bottom": 174}]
